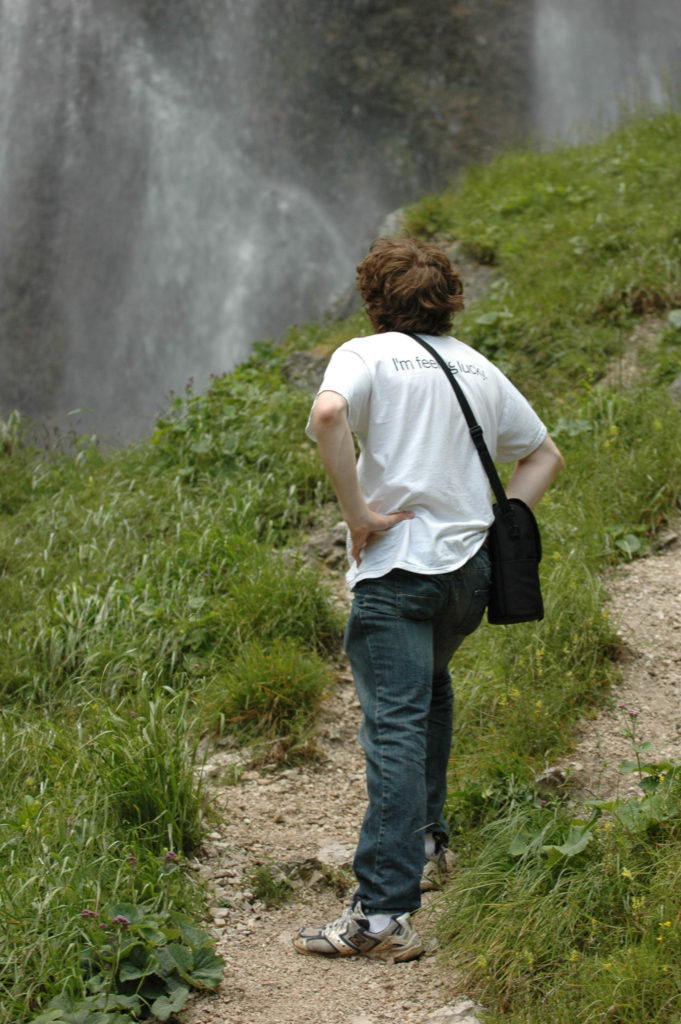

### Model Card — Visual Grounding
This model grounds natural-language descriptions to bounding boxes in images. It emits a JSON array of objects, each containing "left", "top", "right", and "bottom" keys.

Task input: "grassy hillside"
[{"left": 2, "top": 109, "right": 681, "bottom": 1022}]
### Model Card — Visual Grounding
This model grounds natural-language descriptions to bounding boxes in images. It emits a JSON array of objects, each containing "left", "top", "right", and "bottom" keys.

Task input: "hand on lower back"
[{"left": 350, "top": 509, "right": 414, "bottom": 565}]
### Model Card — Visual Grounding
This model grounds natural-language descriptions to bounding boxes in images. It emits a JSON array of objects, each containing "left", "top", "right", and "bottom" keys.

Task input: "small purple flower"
[
  {"left": 80, "top": 909, "right": 98, "bottom": 919},
  {"left": 127, "top": 855, "right": 138, "bottom": 867},
  {"left": 130, "top": 710, "right": 140, "bottom": 719},
  {"left": 111, "top": 915, "right": 130, "bottom": 928},
  {"left": 164, "top": 850, "right": 178, "bottom": 863}
]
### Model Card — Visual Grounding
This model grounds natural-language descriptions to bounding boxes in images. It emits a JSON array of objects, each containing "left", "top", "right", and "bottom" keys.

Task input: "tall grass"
[
  {"left": 0, "top": 702, "right": 205, "bottom": 1021},
  {"left": 0, "top": 360, "right": 341, "bottom": 1017}
]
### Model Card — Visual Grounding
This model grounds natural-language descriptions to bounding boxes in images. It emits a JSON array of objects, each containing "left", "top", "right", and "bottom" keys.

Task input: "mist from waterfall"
[
  {"left": 0, "top": 0, "right": 679, "bottom": 442},
  {"left": 534, "top": 0, "right": 681, "bottom": 145},
  {"left": 0, "top": 0, "right": 358, "bottom": 441}
]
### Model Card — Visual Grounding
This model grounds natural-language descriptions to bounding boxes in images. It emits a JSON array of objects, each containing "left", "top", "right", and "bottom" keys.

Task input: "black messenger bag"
[{"left": 405, "top": 332, "right": 544, "bottom": 626}]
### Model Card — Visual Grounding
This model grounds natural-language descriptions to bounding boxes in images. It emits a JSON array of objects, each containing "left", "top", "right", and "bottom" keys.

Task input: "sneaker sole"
[
  {"left": 292, "top": 934, "right": 424, "bottom": 963},
  {"left": 364, "top": 938, "right": 424, "bottom": 963}
]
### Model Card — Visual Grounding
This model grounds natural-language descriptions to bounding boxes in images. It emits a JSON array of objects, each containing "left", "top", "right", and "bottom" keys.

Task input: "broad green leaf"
[
  {"left": 45, "top": 995, "right": 78, "bottom": 1012},
  {"left": 190, "top": 946, "right": 225, "bottom": 988},
  {"left": 640, "top": 792, "right": 673, "bottom": 822},
  {"left": 165, "top": 941, "right": 194, "bottom": 981},
  {"left": 615, "top": 534, "right": 640, "bottom": 556},
  {"left": 542, "top": 824, "right": 592, "bottom": 859},
  {"left": 154, "top": 945, "right": 177, "bottom": 978},
  {"left": 178, "top": 919, "right": 214, "bottom": 949},
  {"left": 119, "top": 958, "right": 150, "bottom": 982},
  {"left": 150, "top": 985, "right": 190, "bottom": 1022},
  {"left": 91, "top": 992, "right": 141, "bottom": 1012},
  {"left": 509, "top": 831, "right": 534, "bottom": 857},
  {"left": 632, "top": 741, "right": 653, "bottom": 753},
  {"left": 148, "top": 997, "right": 173, "bottom": 1023},
  {"left": 62, "top": 1012, "right": 110, "bottom": 1024},
  {"left": 615, "top": 800, "right": 650, "bottom": 831},
  {"left": 136, "top": 924, "right": 167, "bottom": 945}
]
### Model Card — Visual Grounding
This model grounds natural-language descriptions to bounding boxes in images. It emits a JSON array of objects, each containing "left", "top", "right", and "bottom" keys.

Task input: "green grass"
[
  {"left": 0, "top": 358, "right": 342, "bottom": 1020},
  {"left": 404, "top": 109, "right": 681, "bottom": 397},
  {"left": 434, "top": 769, "right": 681, "bottom": 1023},
  {"left": 1, "top": 107, "right": 681, "bottom": 1021}
]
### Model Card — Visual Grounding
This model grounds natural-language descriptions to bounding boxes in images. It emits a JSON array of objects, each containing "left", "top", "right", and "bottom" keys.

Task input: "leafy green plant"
[
  {"left": 31, "top": 902, "right": 223, "bottom": 1023},
  {"left": 247, "top": 862, "right": 295, "bottom": 909},
  {"left": 437, "top": 711, "right": 681, "bottom": 1022},
  {"left": 590, "top": 706, "right": 681, "bottom": 835}
]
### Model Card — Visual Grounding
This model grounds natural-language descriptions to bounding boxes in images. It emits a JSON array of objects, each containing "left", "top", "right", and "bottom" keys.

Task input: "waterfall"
[
  {"left": 0, "top": 0, "right": 354, "bottom": 440},
  {"left": 0, "top": 0, "right": 678, "bottom": 441},
  {"left": 533, "top": 0, "right": 681, "bottom": 144}
]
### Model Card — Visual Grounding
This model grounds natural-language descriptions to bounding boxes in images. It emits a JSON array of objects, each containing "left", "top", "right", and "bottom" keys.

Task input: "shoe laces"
[
  {"left": 323, "top": 903, "right": 365, "bottom": 935},
  {"left": 321, "top": 905, "right": 358, "bottom": 937}
]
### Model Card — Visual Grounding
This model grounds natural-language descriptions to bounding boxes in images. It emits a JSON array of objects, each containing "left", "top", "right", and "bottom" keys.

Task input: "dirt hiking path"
[{"left": 181, "top": 534, "right": 681, "bottom": 1024}]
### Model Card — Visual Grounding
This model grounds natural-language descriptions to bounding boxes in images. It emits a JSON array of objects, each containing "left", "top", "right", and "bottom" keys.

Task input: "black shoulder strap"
[{"left": 403, "top": 331, "right": 511, "bottom": 514}]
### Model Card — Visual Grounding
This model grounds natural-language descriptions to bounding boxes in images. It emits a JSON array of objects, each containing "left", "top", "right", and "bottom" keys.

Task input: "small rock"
[
  {"left": 317, "top": 841, "right": 353, "bottom": 865},
  {"left": 450, "top": 999, "right": 483, "bottom": 1018},
  {"left": 304, "top": 870, "right": 328, "bottom": 890},
  {"left": 426, "top": 1000, "right": 484, "bottom": 1023},
  {"left": 536, "top": 765, "right": 566, "bottom": 791}
]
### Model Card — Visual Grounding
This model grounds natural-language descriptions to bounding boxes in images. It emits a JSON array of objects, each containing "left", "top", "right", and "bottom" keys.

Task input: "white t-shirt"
[{"left": 306, "top": 331, "right": 546, "bottom": 589}]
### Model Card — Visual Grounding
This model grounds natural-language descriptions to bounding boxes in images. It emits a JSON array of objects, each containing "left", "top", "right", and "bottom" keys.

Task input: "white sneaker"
[
  {"left": 293, "top": 901, "right": 424, "bottom": 962},
  {"left": 421, "top": 844, "right": 456, "bottom": 892}
]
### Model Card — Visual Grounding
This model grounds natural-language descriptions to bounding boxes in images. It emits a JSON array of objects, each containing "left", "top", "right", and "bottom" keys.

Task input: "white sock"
[
  {"left": 366, "top": 913, "right": 393, "bottom": 933},
  {"left": 424, "top": 832, "right": 436, "bottom": 858}
]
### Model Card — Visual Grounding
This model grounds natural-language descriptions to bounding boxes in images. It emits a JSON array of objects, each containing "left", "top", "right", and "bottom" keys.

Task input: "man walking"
[{"left": 294, "top": 237, "right": 564, "bottom": 962}]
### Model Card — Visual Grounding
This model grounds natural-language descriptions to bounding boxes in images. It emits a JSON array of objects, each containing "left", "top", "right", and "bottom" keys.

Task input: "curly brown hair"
[{"left": 356, "top": 237, "right": 464, "bottom": 335}]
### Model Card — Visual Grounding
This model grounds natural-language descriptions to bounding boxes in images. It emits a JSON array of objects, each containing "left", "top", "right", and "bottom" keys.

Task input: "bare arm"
[
  {"left": 505, "top": 433, "right": 565, "bottom": 508},
  {"left": 310, "top": 390, "right": 413, "bottom": 564}
]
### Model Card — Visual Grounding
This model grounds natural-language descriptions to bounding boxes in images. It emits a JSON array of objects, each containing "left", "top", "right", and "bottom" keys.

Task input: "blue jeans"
[{"left": 344, "top": 545, "right": 491, "bottom": 915}]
